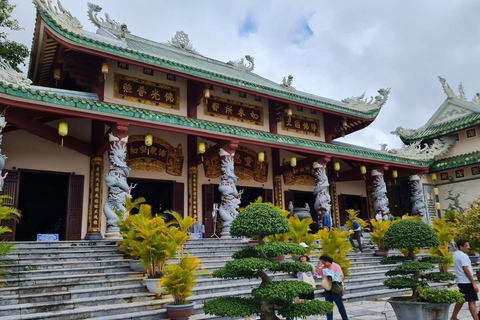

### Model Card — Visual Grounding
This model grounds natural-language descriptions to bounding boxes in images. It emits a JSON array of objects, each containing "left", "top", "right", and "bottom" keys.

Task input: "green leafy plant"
[
  {"left": 0, "top": 195, "right": 21, "bottom": 286},
  {"left": 317, "top": 228, "right": 352, "bottom": 277},
  {"left": 380, "top": 255, "right": 407, "bottom": 264},
  {"left": 428, "top": 217, "right": 454, "bottom": 272},
  {"left": 24, "top": 265, "right": 34, "bottom": 271},
  {"left": 419, "top": 288, "right": 464, "bottom": 304},
  {"left": 455, "top": 202, "right": 480, "bottom": 254},
  {"left": 203, "top": 201, "right": 333, "bottom": 320},
  {"left": 344, "top": 209, "right": 369, "bottom": 231},
  {"left": 369, "top": 218, "right": 393, "bottom": 251},
  {"left": 383, "top": 219, "right": 455, "bottom": 302}
]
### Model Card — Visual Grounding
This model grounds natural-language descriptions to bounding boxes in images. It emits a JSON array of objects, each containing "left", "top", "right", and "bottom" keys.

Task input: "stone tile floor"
[{"left": 305, "top": 298, "right": 476, "bottom": 319}]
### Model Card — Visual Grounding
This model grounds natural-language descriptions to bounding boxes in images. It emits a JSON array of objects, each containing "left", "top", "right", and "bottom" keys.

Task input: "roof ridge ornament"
[
  {"left": 227, "top": 55, "right": 255, "bottom": 72},
  {"left": 388, "top": 136, "right": 456, "bottom": 160},
  {"left": 0, "top": 59, "right": 32, "bottom": 89},
  {"left": 281, "top": 75, "right": 295, "bottom": 91},
  {"left": 169, "top": 31, "right": 198, "bottom": 54},
  {"left": 390, "top": 126, "right": 417, "bottom": 137},
  {"left": 438, "top": 76, "right": 457, "bottom": 99},
  {"left": 342, "top": 88, "right": 390, "bottom": 111},
  {"left": 33, "top": 0, "right": 83, "bottom": 36},
  {"left": 87, "top": 2, "right": 130, "bottom": 41}
]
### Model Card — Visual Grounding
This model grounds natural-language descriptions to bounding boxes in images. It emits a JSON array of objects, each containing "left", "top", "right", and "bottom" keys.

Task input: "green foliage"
[
  {"left": 0, "top": 195, "right": 20, "bottom": 286},
  {"left": 203, "top": 297, "right": 260, "bottom": 318},
  {"left": 380, "top": 255, "right": 407, "bottom": 264},
  {"left": 369, "top": 218, "right": 393, "bottom": 250},
  {"left": 383, "top": 219, "right": 439, "bottom": 251},
  {"left": 456, "top": 202, "right": 480, "bottom": 253},
  {"left": 0, "top": 0, "right": 29, "bottom": 71},
  {"left": 158, "top": 254, "right": 202, "bottom": 305},
  {"left": 419, "top": 288, "right": 464, "bottom": 304},
  {"left": 344, "top": 209, "right": 369, "bottom": 231},
  {"left": 385, "top": 262, "right": 434, "bottom": 276},
  {"left": 429, "top": 217, "right": 454, "bottom": 271},
  {"left": 233, "top": 242, "right": 306, "bottom": 259},
  {"left": 317, "top": 228, "right": 352, "bottom": 277},
  {"left": 265, "top": 205, "right": 290, "bottom": 243},
  {"left": 230, "top": 203, "right": 289, "bottom": 238},
  {"left": 279, "top": 300, "right": 334, "bottom": 320},
  {"left": 383, "top": 277, "right": 426, "bottom": 289},
  {"left": 420, "top": 256, "right": 451, "bottom": 264},
  {"left": 423, "top": 272, "right": 456, "bottom": 282},
  {"left": 252, "top": 280, "right": 313, "bottom": 302}
]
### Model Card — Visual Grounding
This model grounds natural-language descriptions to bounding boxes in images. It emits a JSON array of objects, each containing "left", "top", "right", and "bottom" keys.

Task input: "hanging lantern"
[
  {"left": 286, "top": 107, "right": 293, "bottom": 117},
  {"left": 431, "top": 173, "right": 437, "bottom": 182},
  {"left": 204, "top": 87, "right": 210, "bottom": 106},
  {"left": 290, "top": 157, "right": 297, "bottom": 167},
  {"left": 360, "top": 165, "right": 366, "bottom": 175},
  {"left": 334, "top": 161, "right": 340, "bottom": 177},
  {"left": 198, "top": 141, "right": 206, "bottom": 162},
  {"left": 433, "top": 187, "right": 439, "bottom": 196},
  {"left": 101, "top": 62, "right": 109, "bottom": 80},
  {"left": 58, "top": 122, "right": 68, "bottom": 147},
  {"left": 387, "top": 179, "right": 393, "bottom": 187},
  {"left": 435, "top": 202, "right": 441, "bottom": 211},
  {"left": 392, "top": 169, "right": 398, "bottom": 179},
  {"left": 53, "top": 68, "right": 61, "bottom": 86},
  {"left": 145, "top": 134, "right": 153, "bottom": 155},
  {"left": 258, "top": 151, "right": 265, "bottom": 163}
]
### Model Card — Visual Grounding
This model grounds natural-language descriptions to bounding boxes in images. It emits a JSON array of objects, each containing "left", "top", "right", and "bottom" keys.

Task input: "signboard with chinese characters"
[
  {"left": 114, "top": 74, "right": 180, "bottom": 110},
  {"left": 203, "top": 145, "right": 268, "bottom": 182},
  {"left": 88, "top": 157, "right": 103, "bottom": 233},
  {"left": 281, "top": 114, "right": 320, "bottom": 137},
  {"left": 204, "top": 96, "right": 264, "bottom": 126},
  {"left": 283, "top": 159, "right": 315, "bottom": 186},
  {"left": 127, "top": 135, "right": 183, "bottom": 176}
]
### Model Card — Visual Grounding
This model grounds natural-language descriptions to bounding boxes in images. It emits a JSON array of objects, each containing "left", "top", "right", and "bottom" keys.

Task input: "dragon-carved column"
[
  {"left": 371, "top": 169, "right": 390, "bottom": 215},
  {"left": 313, "top": 161, "right": 331, "bottom": 222},
  {"left": 409, "top": 175, "right": 426, "bottom": 217},
  {"left": 218, "top": 143, "right": 239, "bottom": 238},
  {"left": 103, "top": 124, "right": 130, "bottom": 239},
  {"left": 0, "top": 116, "right": 7, "bottom": 191}
]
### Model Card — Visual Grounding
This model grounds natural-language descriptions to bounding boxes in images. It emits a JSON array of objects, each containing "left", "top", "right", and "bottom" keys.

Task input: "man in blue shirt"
[
  {"left": 321, "top": 207, "right": 332, "bottom": 231},
  {"left": 349, "top": 216, "right": 363, "bottom": 253}
]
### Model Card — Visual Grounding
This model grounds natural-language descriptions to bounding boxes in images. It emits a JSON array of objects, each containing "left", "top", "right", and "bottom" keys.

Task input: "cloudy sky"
[{"left": 6, "top": 0, "right": 480, "bottom": 149}]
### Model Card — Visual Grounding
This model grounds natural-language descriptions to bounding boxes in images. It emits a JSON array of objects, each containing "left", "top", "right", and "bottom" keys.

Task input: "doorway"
[
  {"left": 128, "top": 178, "right": 173, "bottom": 215},
  {"left": 338, "top": 194, "right": 368, "bottom": 226},
  {"left": 16, "top": 171, "right": 69, "bottom": 241},
  {"left": 284, "top": 190, "right": 318, "bottom": 232}
]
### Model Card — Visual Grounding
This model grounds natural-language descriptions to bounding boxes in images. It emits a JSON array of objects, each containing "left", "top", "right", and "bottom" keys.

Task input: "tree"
[
  {"left": 203, "top": 202, "right": 333, "bottom": 320},
  {"left": 0, "top": 0, "right": 29, "bottom": 72}
]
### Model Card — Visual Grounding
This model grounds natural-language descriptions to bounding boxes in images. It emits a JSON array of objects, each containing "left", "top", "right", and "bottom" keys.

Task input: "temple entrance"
[
  {"left": 16, "top": 171, "right": 69, "bottom": 241},
  {"left": 338, "top": 194, "right": 368, "bottom": 226},
  {"left": 128, "top": 178, "right": 184, "bottom": 217},
  {"left": 284, "top": 190, "right": 318, "bottom": 232}
]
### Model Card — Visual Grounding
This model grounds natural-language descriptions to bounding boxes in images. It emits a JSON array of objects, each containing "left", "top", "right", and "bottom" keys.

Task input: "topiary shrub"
[
  {"left": 383, "top": 219, "right": 455, "bottom": 301},
  {"left": 203, "top": 202, "right": 333, "bottom": 320}
]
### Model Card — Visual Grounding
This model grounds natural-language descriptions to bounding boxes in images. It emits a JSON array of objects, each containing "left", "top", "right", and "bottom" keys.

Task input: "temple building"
[{"left": 0, "top": 1, "right": 468, "bottom": 241}]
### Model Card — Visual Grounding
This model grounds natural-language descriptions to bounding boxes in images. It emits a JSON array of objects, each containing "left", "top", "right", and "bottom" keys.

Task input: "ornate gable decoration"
[
  {"left": 87, "top": 2, "right": 130, "bottom": 40},
  {"left": 433, "top": 106, "right": 472, "bottom": 125},
  {"left": 280, "top": 75, "right": 295, "bottom": 91},
  {"left": 0, "top": 59, "right": 32, "bottom": 89},
  {"left": 387, "top": 136, "right": 456, "bottom": 161},
  {"left": 169, "top": 31, "right": 199, "bottom": 54},
  {"left": 439, "top": 76, "right": 480, "bottom": 105},
  {"left": 342, "top": 88, "right": 390, "bottom": 111},
  {"left": 33, "top": 0, "right": 83, "bottom": 36},
  {"left": 227, "top": 55, "right": 255, "bottom": 72}
]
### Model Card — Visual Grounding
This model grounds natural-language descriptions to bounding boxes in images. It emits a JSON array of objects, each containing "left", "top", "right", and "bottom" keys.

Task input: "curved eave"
[
  {"left": 0, "top": 80, "right": 430, "bottom": 169},
  {"left": 37, "top": 13, "right": 382, "bottom": 121},
  {"left": 430, "top": 151, "right": 480, "bottom": 172}
]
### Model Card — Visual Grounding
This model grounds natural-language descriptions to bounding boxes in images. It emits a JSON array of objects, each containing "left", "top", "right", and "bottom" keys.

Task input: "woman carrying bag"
[
  {"left": 296, "top": 254, "right": 316, "bottom": 302},
  {"left": 315, "top": 254, "right": 349, "bottom": 320}
]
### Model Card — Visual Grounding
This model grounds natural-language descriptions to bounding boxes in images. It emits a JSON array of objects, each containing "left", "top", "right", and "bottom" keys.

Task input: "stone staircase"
[{"left": 0, "top": 239, "right": 448, "bottom": 320}]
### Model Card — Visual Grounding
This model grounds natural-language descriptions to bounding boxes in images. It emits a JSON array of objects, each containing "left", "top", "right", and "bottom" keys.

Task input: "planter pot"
[
  {"left": 165, "top": 302, "right": 195, "bottom": 320},
  {"left": 388, "top": 298, "right": 451, "bottom": 320},
  {"left": 129, "top": 260, "right": 146, "bottom": 272},
  {"left": 374, "top": 249, "right": 389, "bottom": 257},
  {"left": 469, "top": 255, "right": 479, "bottom": 264},
  {"left": 144, "top": 277, "right": 162, "bottom": 293}
]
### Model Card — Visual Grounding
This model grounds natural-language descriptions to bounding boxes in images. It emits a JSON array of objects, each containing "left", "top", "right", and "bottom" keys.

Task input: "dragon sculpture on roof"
[
  {"left": 87, "top": 2, "right": 130, "bottom": 40},
  {"left": 342, "top": 88, "right": 390, "bottom": 111}
]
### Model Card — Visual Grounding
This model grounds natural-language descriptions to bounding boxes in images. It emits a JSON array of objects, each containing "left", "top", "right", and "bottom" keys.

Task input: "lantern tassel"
[
  {"left": 147, "top": 147, "right": 150, "bottom": 155},
  {"left": 61, "top": 137, "right": 64, "bottom": 147},
  {"left": 201, "top": 155, "right": 204, "bottom": 162}
]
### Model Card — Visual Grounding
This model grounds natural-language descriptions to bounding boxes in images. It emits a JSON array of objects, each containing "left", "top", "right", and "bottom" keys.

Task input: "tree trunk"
[{"left": 260, "top": 299, "right": 280, "bottom": 320}]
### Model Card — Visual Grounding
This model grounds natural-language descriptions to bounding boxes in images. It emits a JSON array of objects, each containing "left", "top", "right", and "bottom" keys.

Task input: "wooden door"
[
  {"left": 338, "top": 194, "right": 347, "bottom": 226},
  {"left": 0, "top": 170, "right": 20, "bottom": 241},
  {"left": 172, "top": 182, "right": 184, "bottom": 216},
  {"left": 263, "top": 189, "right": 273, "bottom": 204},
  {"left": 65, "top": 175, "right": 84, "bottom": 240},
  {"left": 360, "top": 197, "right": 369, "bottom": 221},
  {"left": 202, "top": 184, "right": 215, "bottom": 238}
]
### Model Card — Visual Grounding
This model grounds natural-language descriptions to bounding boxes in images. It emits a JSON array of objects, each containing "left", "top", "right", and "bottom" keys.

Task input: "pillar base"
[
  {"left": 84, "top": 232, "right": 103, "bottom": 240},
  {"left": 104, "top": 232, "right": 122, "bottom": 240},
  {"left": 221, "top": 226, "right": 231, "bottom": 238}
]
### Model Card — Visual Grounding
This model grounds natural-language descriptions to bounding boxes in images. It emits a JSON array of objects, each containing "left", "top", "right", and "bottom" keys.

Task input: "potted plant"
[
  {"left": 369, "top": 218, "right": 393, "bottom": 256},
  {"left": 159, "top": 254, "right": 202, "bottom": 320},
  {"left": 383, "top": 219, "right": 463, "bottom": 320},
  {"left": 203, "top": 201, "right": 333, "bottom": 320}
]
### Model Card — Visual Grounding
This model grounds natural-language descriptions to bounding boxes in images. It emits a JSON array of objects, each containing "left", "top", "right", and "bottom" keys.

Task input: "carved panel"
[
  {"left": 204, "top": 96, "right": 264, "bottom": 126},
  {"left": 281, "top": 114, "right": 320, "bottom": 137}
]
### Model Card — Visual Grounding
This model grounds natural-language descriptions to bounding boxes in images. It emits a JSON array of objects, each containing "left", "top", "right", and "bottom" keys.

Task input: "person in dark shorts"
[
  {"left": 296, "top": 254, "right": 315, "bottom": 302},
  {"left": 451, "top": 239, "right": 479, "bottom": 320}
]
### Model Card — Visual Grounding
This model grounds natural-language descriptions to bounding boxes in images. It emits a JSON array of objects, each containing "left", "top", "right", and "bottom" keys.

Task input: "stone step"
[
  {"left": 4, "top": 264, "right": 133, "bottom": 279},
  {"left": 2, "top": 259, "right": 130, "bottom": 272},
  {"left": 2, "top": 254, "right": 125, "bottom": 264}
]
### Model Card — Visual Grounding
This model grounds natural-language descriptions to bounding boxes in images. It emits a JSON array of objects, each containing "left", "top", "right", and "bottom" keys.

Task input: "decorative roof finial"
[
  {"left": 472, "top": 93, "right": 480, "bottom": 106},
  {"left": 169, "top": 31, "right": 198, "bottom": 54},
  {"left": 438, "top": 76, "right": 457, "bottom": 99},
  {"left": 0, "top": 59, "right": 32, "bottom": 89},
  {"left": 388, "top": 136, "right": 456, "bottom": 160},
  {"left": 87, "top": 2, "right": 130, "bottom": 41},
  {"left": 458, "top": 83, "right": 466, "bottom": 100},
  {"left": 342, "top": 88, "right": 390, "bottom": 111},
  {"left": 227, "top": 55, "right": 255, "bottom": 72},
  {"left": 33, "top": 0, "right": 83, "bottom": 36},
  {"left": 281, "top": 75, "right": 295, "bottom": 91}
]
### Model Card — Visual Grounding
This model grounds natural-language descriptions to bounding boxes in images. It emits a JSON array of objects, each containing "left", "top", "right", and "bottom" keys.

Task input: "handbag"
[
  {"left": 302, "top": 272, "right": 316, "bottom": 288},
  {"left": 331, "top": 281, "right": 344, "bottom": 294}
]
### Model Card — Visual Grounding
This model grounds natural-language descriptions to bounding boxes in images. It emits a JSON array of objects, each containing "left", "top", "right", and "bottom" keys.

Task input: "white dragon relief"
[
  {"left": 218, "top": 148, "right": 241, "bottom": 236},
  {"left": 312, "top": 162, "right": 331, "bottom": 215},
  {"left": 388, "top": 136, "right": 456, "bottom": 160},
  {"left": 342, "top": 88, "right": 390, "bottom": 111}
]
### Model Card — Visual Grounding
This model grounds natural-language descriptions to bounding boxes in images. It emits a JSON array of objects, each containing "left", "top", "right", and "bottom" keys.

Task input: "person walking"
[
  {"left": 451, "top": 239, "right": 479, "bottom": 320},
  {"left": 296, "top": 254, "right": 315, "bottom": 303},
  {"left": 375, "top": 210, "right": 383, "bottom": 222},
  {"left": 348, "top": 216, "right": 363, "bottom": 253},
  {"left": 315, "top": 255, "right": 349, "bottom": 320},
  {"left": 321, "top": 207, "right": 332, "bottom": 231}
]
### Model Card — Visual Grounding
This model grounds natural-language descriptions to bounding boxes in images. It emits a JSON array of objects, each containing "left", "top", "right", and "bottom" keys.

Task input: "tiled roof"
[
  {"left": 38, "top": 13, "right": 382, "bottom": 119},
  {"left": 0, "top": 80, "right": 430, "bottom": 167},
  {"left": 430, "top": 150, "right": 480, "bottom": 172}
]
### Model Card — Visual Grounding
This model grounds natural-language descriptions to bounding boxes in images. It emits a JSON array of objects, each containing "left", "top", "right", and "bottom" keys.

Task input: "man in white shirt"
[
  {"left": 451, "top": 239, "right": 479, "bottom": 320},
  {"left": 375, "top": 210, "right": 383, "bottom": 221}
]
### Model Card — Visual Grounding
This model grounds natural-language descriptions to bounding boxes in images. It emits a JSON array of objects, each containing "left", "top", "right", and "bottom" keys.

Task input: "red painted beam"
[{"left": 6, "top": 108, "right": 94, "bottom": 157}]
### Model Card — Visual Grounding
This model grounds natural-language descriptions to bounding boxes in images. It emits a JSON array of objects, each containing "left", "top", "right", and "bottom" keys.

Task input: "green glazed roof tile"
[{"left": 430, "top": 150, "right": 480, "bottom": 172}]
